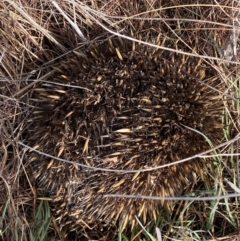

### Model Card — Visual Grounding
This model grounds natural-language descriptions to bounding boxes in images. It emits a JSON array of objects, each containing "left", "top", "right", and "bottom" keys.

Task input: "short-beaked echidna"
[{"left": 27, "top": 36, "right": 224, "bottom": 234}]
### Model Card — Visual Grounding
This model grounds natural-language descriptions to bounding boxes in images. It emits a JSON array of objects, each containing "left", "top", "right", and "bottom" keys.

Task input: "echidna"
[{"left": 27, "top": 36, "right": 224, "bottom": 236}]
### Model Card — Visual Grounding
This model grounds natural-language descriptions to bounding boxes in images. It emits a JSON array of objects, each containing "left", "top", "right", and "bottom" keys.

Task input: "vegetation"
[{"left": 0, "top": 0, "right": 240, "bottom": 240}]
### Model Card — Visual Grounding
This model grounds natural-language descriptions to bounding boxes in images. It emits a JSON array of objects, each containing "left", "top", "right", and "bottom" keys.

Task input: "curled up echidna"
[{"left": 27, "top": 36, "right": 224, "bottom": 235}]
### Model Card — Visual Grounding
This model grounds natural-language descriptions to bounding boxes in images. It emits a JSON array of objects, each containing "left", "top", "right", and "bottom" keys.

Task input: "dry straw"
[{"left": 1, "top": 1, "right": 240, "bottom": 241}]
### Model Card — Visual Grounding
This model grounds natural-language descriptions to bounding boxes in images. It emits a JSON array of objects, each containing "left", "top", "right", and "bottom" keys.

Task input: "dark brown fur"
[{"left": 27, "top": 37, "right": 224, "bottom": 235}]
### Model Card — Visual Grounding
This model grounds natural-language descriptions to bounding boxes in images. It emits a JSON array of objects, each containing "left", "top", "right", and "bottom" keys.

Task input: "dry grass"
[{"left": 1, "top": 0, "right": 240, "bottom": 240}]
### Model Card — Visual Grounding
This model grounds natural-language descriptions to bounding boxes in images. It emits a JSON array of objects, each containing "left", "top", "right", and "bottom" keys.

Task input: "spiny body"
[{"left": 28, "top": 36, "right": 224, "bottom": 234}]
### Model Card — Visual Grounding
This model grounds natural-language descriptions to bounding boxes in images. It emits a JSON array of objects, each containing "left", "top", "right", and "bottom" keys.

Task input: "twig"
[
  {"left": 104, "top": 193, "right": 240, "bottom": 201},
  {"left": 51, "top": 0, "right": 87, "bottom": 42},
  {"left": 79, "top": 2, "right": 240, "bottom": 64},
  {"left": 6, "top": 0, "right": 66, "bottom": 52},
  {"left": 18, "top": 134, "right": 240, "bottom": 173}
]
